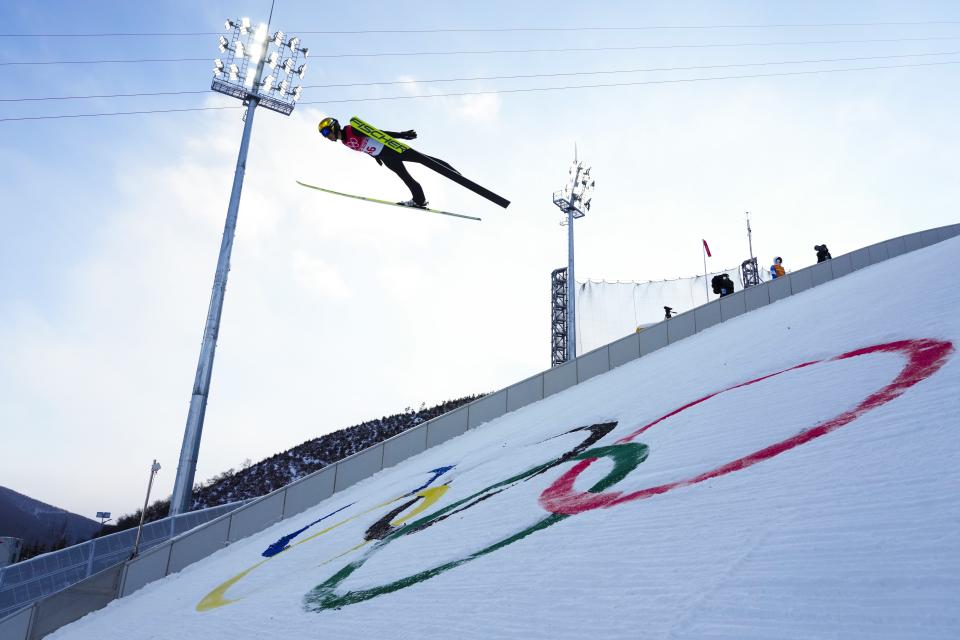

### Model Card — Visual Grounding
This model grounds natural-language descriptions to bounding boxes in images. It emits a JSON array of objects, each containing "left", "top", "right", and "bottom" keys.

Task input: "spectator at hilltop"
[
  {"left": 770, "top": 257, "right": 785, "bottom": 279},
  {"left": 187, "top": 395, "right": 481, "bottom": 510},
  {"left": 97, "top": 395, "right": 483, "bottom": 534}
]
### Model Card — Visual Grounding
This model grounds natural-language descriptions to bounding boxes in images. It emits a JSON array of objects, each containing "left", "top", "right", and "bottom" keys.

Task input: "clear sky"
[{"left": 1, "top": 0, "right": 958, "bottom": 519}]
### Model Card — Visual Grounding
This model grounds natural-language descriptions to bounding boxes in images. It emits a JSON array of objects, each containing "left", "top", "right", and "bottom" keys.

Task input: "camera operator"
[{"left": 711, "top": 273, "right": 735, "bottom": 298}]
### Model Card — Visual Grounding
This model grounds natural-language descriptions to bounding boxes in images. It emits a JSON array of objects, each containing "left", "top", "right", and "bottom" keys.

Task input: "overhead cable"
[
  {"left": 3, "top": 20, "right": 960, "bottom": 37},
  {"left": 299, "top": 60, "right": 960, "bottom": 104},
  {"left": 4, "top": 36, "right": 960, "bottom": 66},
  {"left": 5, "top": 50, "right": 957, "bottom": 102},
  {"left": 1, "top": 59, "right": 956, "bottom": 123}
]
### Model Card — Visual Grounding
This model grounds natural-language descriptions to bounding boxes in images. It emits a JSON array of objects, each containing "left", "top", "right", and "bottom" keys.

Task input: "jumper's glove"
[
  {"left": 375, "top": 157, "right": 383, "bottom": 166},
  {"left": 396, "top": 130, "right": 417, "bottom": 140}
]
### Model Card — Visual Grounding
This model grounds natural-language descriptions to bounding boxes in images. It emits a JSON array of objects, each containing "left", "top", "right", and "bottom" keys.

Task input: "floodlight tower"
[
  {"left": 169, "top": 13, "right": 308, "bottom": 516},
  {"left": 552, "top": 151, "right": 594, "bottom": 362},
  {"left": 550, "top": 267, "right": 568, "bottom": 367},
  {"left": 740, "top": 211, "right": 761, "bottom": 288}
]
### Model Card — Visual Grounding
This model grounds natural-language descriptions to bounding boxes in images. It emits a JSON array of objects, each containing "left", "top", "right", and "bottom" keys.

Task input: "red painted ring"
[{"left": 540, "top": 339, "right": 954, "bottom": 516}]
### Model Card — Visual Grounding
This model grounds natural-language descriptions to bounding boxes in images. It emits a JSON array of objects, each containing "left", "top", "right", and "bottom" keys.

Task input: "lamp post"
[
  {"left": 131, "top": 460, "right": 161, "bottom": 559},
  {"left": 552, "top": 152, "right": 594, "bottom": 362},
  {"left": 169, "top": 14, "right": 308, "bottom": 516}
]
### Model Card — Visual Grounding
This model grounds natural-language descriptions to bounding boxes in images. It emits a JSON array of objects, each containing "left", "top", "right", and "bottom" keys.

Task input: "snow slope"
[{"left": 51, "top": 236, "right": 960, "bottom": 639}]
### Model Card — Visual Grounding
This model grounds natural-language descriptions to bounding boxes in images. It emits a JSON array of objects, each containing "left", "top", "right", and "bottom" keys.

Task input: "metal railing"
[{"left": 0, "top": 501, "right": 246, "bottom": 619}]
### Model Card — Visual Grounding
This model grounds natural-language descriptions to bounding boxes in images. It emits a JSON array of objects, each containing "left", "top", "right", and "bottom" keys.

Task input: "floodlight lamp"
[
  {"left": 218, "top": 35, "right": 229, "bottom": 52},
  {"left": 225, "top": 19, "right": 237, "bottom": 31},
  {"left": 297, "top": 64, "right": 307, "bottom": 79},
  {"left": 213, "top": 58, "right": 225, "bottom": 74},
  {"left": 299, "top": 47, "right": 309, "bottom": 58},
  {"left": 260, "top": 75, "right": 274, "bottom": 91},
  {"left": 292, "top": 86, "right": 303, "bottom": 101},
  {"left": 272, "top": 30, "right": 285, "bottom": 46},
  {"left": 279, "top": 79, "right": 289, "bottom": 94},
  {"left": 240, "top": 17, "right": 251, "bottom": 33},
  {"left": 282, "top": 58, "right": 294, "bottom": 73},
  {"left": 229, "top": 64, "right": 240, "bottom": 81},
  {"left": 288, "top": 36, "right": 300, "bottom": 51},
  {"left": 267, "top": 51, "right": 278, "bottom": 68},
  {"left": 234, "top": 40, "right": 245, "bottom": 58}
]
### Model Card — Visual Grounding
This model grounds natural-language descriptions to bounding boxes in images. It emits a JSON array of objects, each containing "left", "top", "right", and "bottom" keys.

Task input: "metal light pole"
[
  {"left": 131, "top": 460, "right": 161, "bottom": 559},
  {"left": 552, "top": 151, "right": 594, "bottom": 362},
  {"left": 170, "top": 14, "right": 308, "bottom": 516}
]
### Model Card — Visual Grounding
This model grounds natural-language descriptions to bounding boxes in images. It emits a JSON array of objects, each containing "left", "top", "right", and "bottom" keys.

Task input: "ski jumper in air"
[{"left": 318, "top": 116, "right": 510, "bottom": 209}]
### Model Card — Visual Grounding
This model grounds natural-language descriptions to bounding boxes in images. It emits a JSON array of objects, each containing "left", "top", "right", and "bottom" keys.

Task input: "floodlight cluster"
[
  {"left": 572, "top": 164, "right": 595, "bottom": 213},
  {"left": 554, "top": 160, "right": 595, "bottom": 218},
  {"left": 212, "top": 17, "right": 308, "bottom": 113}
]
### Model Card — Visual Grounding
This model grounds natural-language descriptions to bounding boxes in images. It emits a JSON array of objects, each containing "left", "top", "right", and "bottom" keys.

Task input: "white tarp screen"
[{"left": 575, "top": 267, "right": 742, "bottom": 353}]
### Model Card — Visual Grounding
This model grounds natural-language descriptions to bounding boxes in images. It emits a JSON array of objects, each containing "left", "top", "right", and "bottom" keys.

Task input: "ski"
[{"left": 296, "top": 181, "right": 482, "bottom": 222}]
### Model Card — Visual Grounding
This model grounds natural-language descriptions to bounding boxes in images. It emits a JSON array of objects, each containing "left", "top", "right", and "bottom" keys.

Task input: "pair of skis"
[{"left": 296, "top": 181, "right": 481, "bottom": 222}]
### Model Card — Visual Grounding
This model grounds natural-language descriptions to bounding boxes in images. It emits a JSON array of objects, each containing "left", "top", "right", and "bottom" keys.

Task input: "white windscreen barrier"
[{"left": 575, "top": 267, "right": 742, "bottom": 354}]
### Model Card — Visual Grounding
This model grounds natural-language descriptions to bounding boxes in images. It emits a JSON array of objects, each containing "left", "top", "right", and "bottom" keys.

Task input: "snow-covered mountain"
[{"left": 0, "top": 486, "right": 100, "bottom": 548}]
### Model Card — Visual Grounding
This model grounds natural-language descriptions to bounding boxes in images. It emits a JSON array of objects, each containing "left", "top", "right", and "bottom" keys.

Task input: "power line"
[
  {"left": 0, "top": 57, "right": 208, "bottom": 66},
  {"left": 0, "top": 89, "right": 208, "bottom": 102},
  {"left": 299, "top": 60, "right": 960, "bottom": 104},
  {"left": 300, "top": 20, "right": 960, "bottom": 34},
  {"left": 0, "top": 31, "right": 221, "bottom": 37},
  {"left": 5, "top": 51, "right": 958, "bottom": 103},
  {"left": 301, "top": 51, "right": 960, "bottom": 89},
  {"left": 1, "top": 59, "right": 955, "bottom": 123},
  {"left": 305, "top": 36, "right": 960, "bottom": 59},
  {"left": 3, "top": 20, "right": 960, "bottom": 37},
  {"left": 0, "top": 105, "right": 238, "bottom": 122},
  {"left": 4, "top": 36, "right": 960, "bottom": 66}
]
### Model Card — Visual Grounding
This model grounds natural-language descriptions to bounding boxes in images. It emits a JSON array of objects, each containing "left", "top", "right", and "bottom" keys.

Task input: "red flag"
[{"left": 702, "top": 239, "right": 712, "bottom": 257}]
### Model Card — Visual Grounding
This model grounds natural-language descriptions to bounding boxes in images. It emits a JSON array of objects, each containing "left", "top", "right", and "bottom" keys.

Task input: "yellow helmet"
[{"left": 318, "top": 117, "right": 340, "bottom": 139}]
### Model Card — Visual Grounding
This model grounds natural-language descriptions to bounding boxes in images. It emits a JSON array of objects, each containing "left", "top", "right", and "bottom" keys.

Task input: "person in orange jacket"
[{"left": 770, "top": 256, "right": 785, "bottom": 279}]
